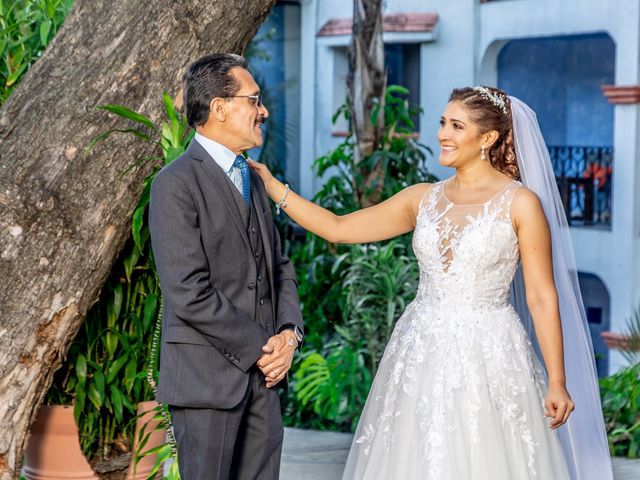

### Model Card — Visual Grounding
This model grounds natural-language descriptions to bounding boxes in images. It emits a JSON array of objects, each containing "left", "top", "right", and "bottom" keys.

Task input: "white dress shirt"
[{"left": 194, "top": 132, "right": 244, "bottom": 195}]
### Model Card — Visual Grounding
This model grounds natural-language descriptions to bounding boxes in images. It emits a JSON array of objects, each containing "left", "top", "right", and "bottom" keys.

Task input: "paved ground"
[{"left": 280, "top": 427, "right": 640, "bottom": 480}]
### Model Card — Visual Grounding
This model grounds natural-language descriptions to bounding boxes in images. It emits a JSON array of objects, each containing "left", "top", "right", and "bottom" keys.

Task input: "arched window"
[{"left": 498, "top": 33, "right": 615, "bottom": 229}]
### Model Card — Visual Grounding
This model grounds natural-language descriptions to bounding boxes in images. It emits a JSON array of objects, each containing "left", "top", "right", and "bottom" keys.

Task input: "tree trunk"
[
  {"left": 347, "top": 0, "right": 386, "bottom": 207},
  {"left": 0, "top": 0, "right": 275, "bottom": 476}
]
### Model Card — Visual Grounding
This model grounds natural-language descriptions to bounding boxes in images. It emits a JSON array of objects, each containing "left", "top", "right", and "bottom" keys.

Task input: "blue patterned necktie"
[{"left": 233, "top": 155, "right": 251, "bottom": 207}]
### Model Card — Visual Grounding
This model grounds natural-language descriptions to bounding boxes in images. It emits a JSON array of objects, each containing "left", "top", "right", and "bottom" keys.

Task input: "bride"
[{"left": 249, "top": 86, "right": 612, "bottom": 479}]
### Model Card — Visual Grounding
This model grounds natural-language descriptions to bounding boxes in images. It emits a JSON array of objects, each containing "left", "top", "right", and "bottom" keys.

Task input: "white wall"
[{"left": 298, "top": 0, "right": 319, "bottom": 199}]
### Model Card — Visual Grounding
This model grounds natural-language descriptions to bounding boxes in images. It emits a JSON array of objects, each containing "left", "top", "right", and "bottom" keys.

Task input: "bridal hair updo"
[{"left": 449, "top": 86, "right": 520, "bottom": 180}]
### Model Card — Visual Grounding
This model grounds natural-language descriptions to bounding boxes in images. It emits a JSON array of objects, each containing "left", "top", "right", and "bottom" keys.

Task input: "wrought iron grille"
[{"left": 547, "top": 146, "right": 613, "bottom": 228}]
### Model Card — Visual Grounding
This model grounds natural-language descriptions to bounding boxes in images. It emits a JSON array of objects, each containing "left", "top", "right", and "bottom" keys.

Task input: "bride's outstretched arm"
[
  {"left": 512, "top": 187, "right": 575, "bottom": 430},
  {"left": 249, "top": 159, "right": 428, "bottom": 244}
]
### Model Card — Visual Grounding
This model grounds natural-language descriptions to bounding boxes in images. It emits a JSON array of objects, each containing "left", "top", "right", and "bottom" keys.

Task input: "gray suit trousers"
[{"left": 169, "top": 368, "right": 283, "bottom": 480}]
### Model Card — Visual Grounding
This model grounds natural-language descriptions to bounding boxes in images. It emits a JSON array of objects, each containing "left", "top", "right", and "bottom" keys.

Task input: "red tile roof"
[
  {"left": 317, "top": 13, "right": 438, "bottom": 37},
  {"left": 602, "top": 85, "right": 640, "bottom": 104}
]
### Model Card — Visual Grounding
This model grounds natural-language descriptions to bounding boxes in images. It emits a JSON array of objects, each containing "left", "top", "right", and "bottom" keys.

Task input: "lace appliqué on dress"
[{"left": 355, "top": 180, "right": 548, "bottom": 479}]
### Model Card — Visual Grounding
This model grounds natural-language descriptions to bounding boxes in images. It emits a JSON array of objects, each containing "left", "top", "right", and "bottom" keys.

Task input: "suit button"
[
  {"left": 255, "top": 252, "right": 260, "bottom": 258},
  {"left": 248, "top": 283, "right": 256, "bottom": 290},
  {"left": 257, "top": 276, "right": 263, "bottom": 282},
  {"left": 260, "top": 299, "right": 265, "bottom": 305},
  {"left": 251, "top": 227, "right": 256, "bottom": 234}
]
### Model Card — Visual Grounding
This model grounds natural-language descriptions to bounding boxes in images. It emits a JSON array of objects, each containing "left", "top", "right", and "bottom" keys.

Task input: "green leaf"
[
  {"left": 165, "top": 145, "right": 185, "bottom": 164},
  {"left": 124, "top": 357, "right": 137, "bottom": 393},
  {"left": 97, "top": 104, "right": 157, "bottom": 130},
  {"left": 39, "top": 20, "right": 51, "bottom": 46},
  {"left": 94, "top": 369, "right": 105, "bottom": 397},
  {"left": 107, "top": 283, "right": 123, "bottom": 327},
  {"left": 387, "top": 84, "right": 409, "bottom": 95},
  {"left": 110, "top": 385, "right": 124, "bottom": 423},
  {"left": 131, "top": 205, "right": 146, "bottom": 254},
  {"left": 87, "top": 382, "right": 103, "bottom": 409},
  {"left": 106, "top": 354, "right": 129, "bottom": 384},
  {"left": 76, "top": 353, "right": 87, "bottom": 386},
  {"left": 84, "top": 128, "right": 153, "bottom": 156},
  {"left": 5, "top": 63, "right": 28, "bottom": 87},
  {"left": 123, "top": 244, "right": 141, "bottom": 283},
  {"left": 142, "top": 294, "right": 158, "bottom": 332},
  {"left": 73, "top": 382, "right": 86, "bottom": 424}
]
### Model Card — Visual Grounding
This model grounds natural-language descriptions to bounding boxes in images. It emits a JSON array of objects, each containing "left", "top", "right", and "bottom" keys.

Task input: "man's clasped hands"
[{"left": 256, "top": 329, "right": 299, "bottom": 388}]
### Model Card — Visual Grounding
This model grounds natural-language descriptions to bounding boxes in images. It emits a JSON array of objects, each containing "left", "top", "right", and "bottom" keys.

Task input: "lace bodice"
[{"left": 412, "top": 179, "right": 521, "bottom": 310}]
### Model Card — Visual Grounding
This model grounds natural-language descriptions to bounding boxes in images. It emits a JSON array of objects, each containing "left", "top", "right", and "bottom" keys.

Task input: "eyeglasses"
[{"left": 225, "top": 94, "right": 264, "bottom": 108}]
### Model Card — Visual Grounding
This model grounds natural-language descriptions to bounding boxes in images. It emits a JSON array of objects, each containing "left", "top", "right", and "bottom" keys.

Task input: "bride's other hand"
[
  {"left": 248, "top": 158, "right": 275, "bottom": 192},
  {"left": 544, "top": 384, "right": 574, "bottom": 429}
]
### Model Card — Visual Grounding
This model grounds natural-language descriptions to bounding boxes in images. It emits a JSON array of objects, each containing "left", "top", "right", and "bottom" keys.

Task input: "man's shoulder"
[{"left": 154, "top": 147, "right": 200, "bottom": 185}]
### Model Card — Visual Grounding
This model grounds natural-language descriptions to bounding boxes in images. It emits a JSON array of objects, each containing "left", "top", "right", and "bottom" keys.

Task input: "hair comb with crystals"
[{"left": 472, "top": 86, "right": 508, "bottom": 115}]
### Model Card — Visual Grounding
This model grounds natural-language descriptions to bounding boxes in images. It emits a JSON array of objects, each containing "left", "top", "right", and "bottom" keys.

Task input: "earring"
[{"left": 481, "top": 145, "right": 486, "bottom": 161}]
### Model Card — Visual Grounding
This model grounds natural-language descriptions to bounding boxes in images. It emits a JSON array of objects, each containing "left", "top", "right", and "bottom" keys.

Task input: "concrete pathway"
[{"left": 280, "top": 427, "right": 640, "bottom": 480}]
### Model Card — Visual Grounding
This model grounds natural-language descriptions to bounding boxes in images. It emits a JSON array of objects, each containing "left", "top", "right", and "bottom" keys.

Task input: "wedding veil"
[{"left": 508, "top": 96, "right": 613, "bottom": 479}]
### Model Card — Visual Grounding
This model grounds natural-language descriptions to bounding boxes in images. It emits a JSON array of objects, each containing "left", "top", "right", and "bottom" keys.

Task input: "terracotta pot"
[
  {"left": 128, "top": 400, "right": 165, "bottom": 480},
  {"left": 23, "top": 405, "right": 97, "bottom": 479},
  {"left": 23, "top": 401, "right": 166, "bottom": 480}
]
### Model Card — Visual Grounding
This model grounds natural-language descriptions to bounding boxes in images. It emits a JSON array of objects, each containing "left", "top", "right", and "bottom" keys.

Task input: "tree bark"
[
  {"left": 347, "top": 0, "right": 386, "bottom": 207},
  {"left": 0, "top": 0, "right": 275, "bottom": 476}
]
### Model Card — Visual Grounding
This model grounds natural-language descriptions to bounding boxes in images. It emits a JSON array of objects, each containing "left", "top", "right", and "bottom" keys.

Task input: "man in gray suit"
[{"left": 149, "top": 53, "right": 304, "bottom": 480}]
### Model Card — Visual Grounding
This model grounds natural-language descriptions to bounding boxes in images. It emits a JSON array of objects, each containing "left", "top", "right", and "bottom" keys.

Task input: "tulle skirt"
[{"left": 341, "top": 301, "right": 571, "bottom": 480}]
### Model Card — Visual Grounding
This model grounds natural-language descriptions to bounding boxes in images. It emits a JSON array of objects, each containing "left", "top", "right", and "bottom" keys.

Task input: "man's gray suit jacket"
[{"left": 149, "top": 140, "right": 303, "bottom": 409}]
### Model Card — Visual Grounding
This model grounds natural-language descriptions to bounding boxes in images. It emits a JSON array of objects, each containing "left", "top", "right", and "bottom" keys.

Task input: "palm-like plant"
[{"left": 620, "top": 307, "right": 640, "bottom": 365}]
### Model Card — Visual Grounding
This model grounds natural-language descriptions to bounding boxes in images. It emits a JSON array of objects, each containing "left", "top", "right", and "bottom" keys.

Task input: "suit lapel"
[
  {"left": 189, "top": 141, "right": 251, "bottom": 252},
  {"left": 251, "top": 172, "right": 275, "bottom": 310}
]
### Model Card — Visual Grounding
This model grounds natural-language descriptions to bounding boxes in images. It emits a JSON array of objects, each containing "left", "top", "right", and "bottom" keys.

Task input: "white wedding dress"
[{"left": 342, "top": 179, "right": 571, "bottom": 479}]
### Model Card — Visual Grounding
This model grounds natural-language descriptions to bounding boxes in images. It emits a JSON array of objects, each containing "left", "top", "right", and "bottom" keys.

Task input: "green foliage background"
[{"left": 0, "top": 0, "right": 72, "bottom": 103}]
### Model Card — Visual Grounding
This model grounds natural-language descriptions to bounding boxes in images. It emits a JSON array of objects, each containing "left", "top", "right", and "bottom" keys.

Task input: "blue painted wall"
[
  {"left": 248, "top": 6, "right": 286, "bottom": 165},
  {"left": 498, "top": 33, "right": 615, "bottom": 147}
]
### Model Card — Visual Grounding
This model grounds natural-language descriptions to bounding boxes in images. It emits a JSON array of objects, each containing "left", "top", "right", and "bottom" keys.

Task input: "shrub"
[
  {"left": 599, "top": 364, "right": 640, "bottom": 458},
  {"left": 0, "top": 0, "right": 73, "bottom": 104}
]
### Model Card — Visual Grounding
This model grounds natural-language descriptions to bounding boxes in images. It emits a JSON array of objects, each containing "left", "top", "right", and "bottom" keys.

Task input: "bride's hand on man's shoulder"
[{"left": 248, "top": 158, "right": 275, "bottom": 189}]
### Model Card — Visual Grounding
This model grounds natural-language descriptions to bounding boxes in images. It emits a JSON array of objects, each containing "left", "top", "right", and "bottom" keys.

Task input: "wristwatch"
[
  {"left": 292, "top": 325, "right": 304, "bottom": 343},
  {"left": 285, "top": 325, "right": 303, "bottom": 347}
]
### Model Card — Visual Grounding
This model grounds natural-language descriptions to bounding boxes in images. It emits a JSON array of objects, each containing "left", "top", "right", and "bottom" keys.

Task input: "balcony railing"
[{"left": 548, "top": 146, "right": 613, "bottom": 228}]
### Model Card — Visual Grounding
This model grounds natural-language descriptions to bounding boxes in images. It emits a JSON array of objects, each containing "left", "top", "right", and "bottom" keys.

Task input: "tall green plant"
[
  {"left": 314, "top": 85, "right": 435, "bottom": 214},
  {"left": 293, "top": 241, "right": 418, "bottom": 431},
  {"left": 289, "top": 85, "right": 435, "bottom": 355},
  {"left": 286, "top": 87, "right": 435, "bottom": 431},
  {"left": 0, "top": 0, "right": 73, "bottom": 104},
  {"left": 339, "top": 240, "right": 418, "bottom": 376}
]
